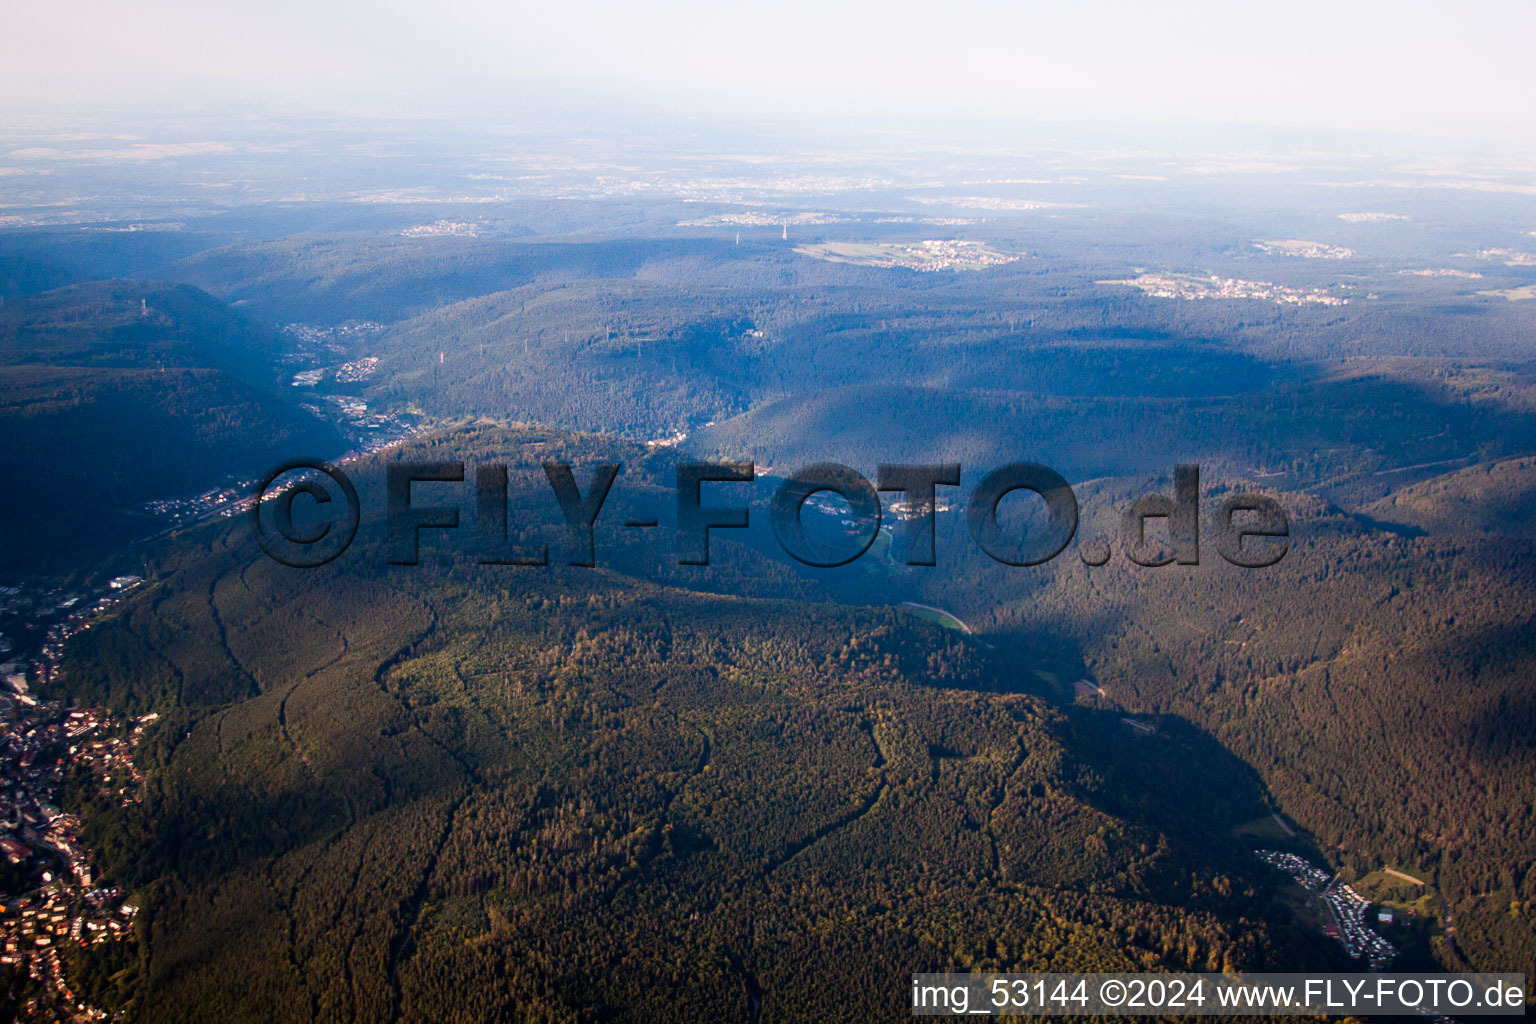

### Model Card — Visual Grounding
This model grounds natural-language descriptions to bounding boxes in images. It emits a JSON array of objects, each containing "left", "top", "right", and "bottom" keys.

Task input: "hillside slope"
[
  {"left": 56, "top": 426, "right": 1330, "bottom": 1023},
  {"left": 1362, "top": 456, "right": 1536, "bottom": 538},
  {"left": 0, "top": 282, "right": 340, "bottom": 574}
]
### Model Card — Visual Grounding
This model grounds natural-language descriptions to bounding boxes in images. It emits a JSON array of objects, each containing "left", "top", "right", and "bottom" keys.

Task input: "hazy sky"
[{"left": 7, "top": 0, "right": 1536, "bottom": 149}]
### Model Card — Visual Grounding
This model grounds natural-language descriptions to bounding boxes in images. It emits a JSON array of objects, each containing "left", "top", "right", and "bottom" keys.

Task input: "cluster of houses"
[
  {"left": 2, "top": 886, "right": 137, "bottom": 1020},
  {"left": 334, "top": 356, "right": 379, "bottom": 383},
  {"left": 1110, "top": 272, "right": 1349, "bottom": 306},
  {"left": 1252, "top": 238, "right": 1356, "bottom": 260},
  {"left": 280, "top": 320, "right": 385, "bottom": 356},
  {"left": 144, "top": 482, "right": 252, "bottom": 522},
  {"left": 291, "top": 354, "right": 384, "bottom": 388},
  {"left": 0, "top": 626, "right": 155, "bottom": 1019},
  {"left": 886, "top": 495, "right": 956, "bottom": 523},
  {"left": 1, "top": 579, "right": 140, "bottom": 694},
  {"left": 143, "top": 397, "right": 420, "bottom": 528},
  {"left": 33, "top": 580, "right": 141, "bottom": 688},
  {"left": 879, "top": 239, "right": 1021, "bottom": 272},
  {"left": 297, "top": 394, "right": 418, "bottom": 452}
]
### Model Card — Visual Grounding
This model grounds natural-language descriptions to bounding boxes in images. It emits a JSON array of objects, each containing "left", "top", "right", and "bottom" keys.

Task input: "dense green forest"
[
  {"left": 914, "top": 482, "right": 1536, "bottom": 981},
  {"left": 51, "top": 428, "right": 1339, "bottom": 1022},
  {"left": 3, "top": 184, "right": 1533, "bottom": 1020}
]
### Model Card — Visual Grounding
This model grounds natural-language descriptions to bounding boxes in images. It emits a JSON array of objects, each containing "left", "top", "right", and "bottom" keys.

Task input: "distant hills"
[
  {"left": 0, "top": 281, "right": 286, "bottom": 383},
  {"left": 170, "top": 235, "right": 714, "bottom": 325}
]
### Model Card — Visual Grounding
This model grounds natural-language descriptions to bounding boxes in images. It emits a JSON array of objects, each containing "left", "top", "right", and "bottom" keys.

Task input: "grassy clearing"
[
  {"left": 1477, "top": 284, "right": 1536, "bottom": 301},
  {"left": 1233, "top": 814, "right": 1297, "bottom": 841},
  {"left": 900, "top": 602, "right": 970, "bottom": 633}
]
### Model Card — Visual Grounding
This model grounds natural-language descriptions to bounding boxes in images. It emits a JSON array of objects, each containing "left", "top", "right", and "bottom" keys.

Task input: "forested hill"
[
  {"left": 0, "top": 280, "right": 289, "bottom": 388},
  {"left": 901, "top": 471, "right": 1536, "bottom": 982},
  {"left": 0, "top": 281, "right": 339, "bottom": 575},
  {"left": 54, "top": 425, "right": 1334, "bottom": 1022}
]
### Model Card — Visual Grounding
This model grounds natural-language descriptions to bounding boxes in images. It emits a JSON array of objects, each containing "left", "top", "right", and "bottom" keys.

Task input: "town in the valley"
[{"left": 1, "top": 577, "right": 153, "bottom": 1020}]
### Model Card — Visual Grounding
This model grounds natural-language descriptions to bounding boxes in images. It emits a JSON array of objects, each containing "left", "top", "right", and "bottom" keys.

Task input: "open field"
[
  {"left": 1477, "top": 284, "right": 1536, "bottom": 301},
  {"left": 899, "top": 601, "right": 972, "bottom": 633},
  {"left": 1235, "top": 814, "right": 1299, "bottom": 841}
]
